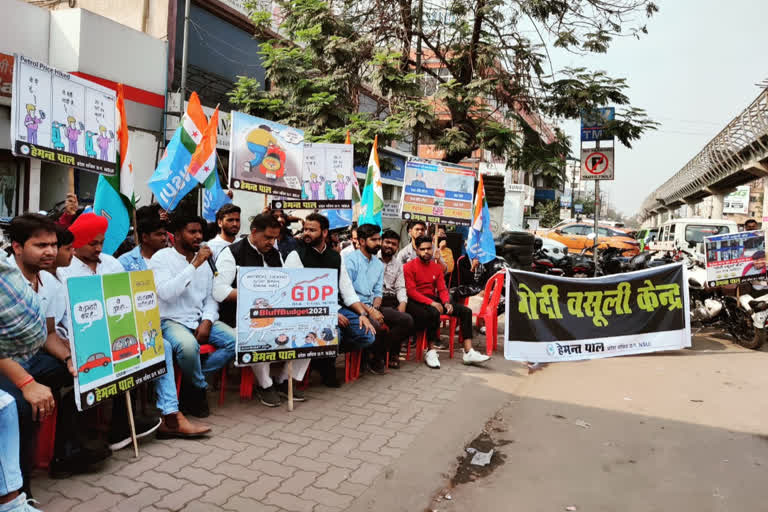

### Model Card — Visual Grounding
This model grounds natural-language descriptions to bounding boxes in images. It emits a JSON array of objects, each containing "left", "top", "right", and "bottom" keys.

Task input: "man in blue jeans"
[
  {"left": 285, "top": 213, "right": 376, "bottom": 387},
  {"left": 150, "top": 213, "right": 235, "bottom": 418},
  {"left": 0, "top": 391, "right": 40, "bottom": 512},
  {"left": 118, "top": 207, "right": 211, "bottom": 439}
]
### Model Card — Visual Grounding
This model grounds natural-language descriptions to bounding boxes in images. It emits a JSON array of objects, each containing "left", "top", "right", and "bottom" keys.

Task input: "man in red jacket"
[{"left": 404, "top": 236, "right": 490, "bottom": 369}]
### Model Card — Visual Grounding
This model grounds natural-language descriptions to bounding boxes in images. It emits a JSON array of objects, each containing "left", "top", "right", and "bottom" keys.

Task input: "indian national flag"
[
  {"left": 188, "top": 107, "right": 218, "bottom": 185},
  {"left": 115, "top": 84, "right": 135, "bottom": 205},
  {"left": 180, "top": 92, "right": 207, "bottom": 154},
  {"left": 358, "top": 135, "right": 383, "bottom": 227}
]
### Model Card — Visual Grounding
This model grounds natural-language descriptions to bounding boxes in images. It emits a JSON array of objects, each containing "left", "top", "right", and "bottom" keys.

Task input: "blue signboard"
[
  {"left": 574, "top": 204, "right": 584, "bottom": 213},
  {"left": 355, "top": 149, "right": 406, "bottom": 183},
  {"left": 580, "top": 107, "right": 615, "bottom": 142}
]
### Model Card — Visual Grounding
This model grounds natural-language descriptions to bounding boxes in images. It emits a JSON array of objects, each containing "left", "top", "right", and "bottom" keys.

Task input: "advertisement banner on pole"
[
  {"left": 504, "top": 264, "right": 691, "bottom": 362},
  {"left": 11, "top": 54, "right": 117, "bottom": 175},
  {"left": 704, "top": 230, "right": 766, "bottom": 287},
  {"left": 580, "top": 107, "right": 615, "bottom": 142},
  {"left": 235, "top": 267, "right": 339, "bottom": 366},
  {"left": 228, "top": 111, "right": 305, "bottom": 198},
  {"left": 580, "top": 147, "right": 614, "bottom": 181},
  {"left": 66, "top": 270, "right": 167, "bottom": 411},
  {"left": 400, "top": 159, "right": 475, "bottom": 226}
]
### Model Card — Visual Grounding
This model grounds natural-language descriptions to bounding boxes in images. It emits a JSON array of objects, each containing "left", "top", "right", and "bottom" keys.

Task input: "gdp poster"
[
  {"left": 400, "top": 159, "right": 475, "bottom": 226},
  {"left": 11, "top": 54, "right": 117, "bottom": 175},
  {"left": 228, "top": 111, "right": 304, "bottom": 198},
  {"left": 235, "top": 267, "right": 339, "bottom": 366},
  {"left": 66, "top": 270, "right": 167, "bottom": 410},
  {"left": 705, "top": 230, "right": 766, "bottom": 287}
]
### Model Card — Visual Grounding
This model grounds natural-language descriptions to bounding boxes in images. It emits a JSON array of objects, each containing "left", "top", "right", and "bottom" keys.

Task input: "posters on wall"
[
  {"left": 235, "top": 267, "right": 339, "bottom": 366},
  {"left": 66, "top": 270, "right": 167, "bottom": 411},
  {"left": 504, "top": 264, "right": 691, "bottom": 362},
  {"left": 228, "top": 111, "right": 305, "bottom": 198},
  {"left": 704, "top": 230, "right": 766, "bottom": 287},
  {"left": 11, "top": 54, "right": 117, "bottom": 175},
  {"left": 722, "top": 185, "right": 750, "bottom": 215},
  {"left": 0, "top": 53, "right": 12, "bottom": 106},
  {"left": 400, "top": 159, "right": 475, "bottom": 226},
  {"left": 382, "top": 200, "right": 401, "bottom": 219}
]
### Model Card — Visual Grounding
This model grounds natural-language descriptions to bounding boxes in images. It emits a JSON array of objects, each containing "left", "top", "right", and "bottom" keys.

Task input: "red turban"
[{"left": 69, "top": 213, "right": 108, "bottom": 249}]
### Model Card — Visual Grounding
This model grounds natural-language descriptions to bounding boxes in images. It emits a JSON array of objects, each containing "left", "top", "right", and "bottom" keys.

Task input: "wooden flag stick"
[
  {"left": 124, "top": 390, "right": 140, "bottom": 458},
  {"left": 286, "top": 361, "right": 294, "bottom": 412}
]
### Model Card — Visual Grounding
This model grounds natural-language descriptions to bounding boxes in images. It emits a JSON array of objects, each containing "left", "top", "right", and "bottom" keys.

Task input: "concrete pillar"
[
  {"left": 684, "top": 199, "right": 698, "bottom": 217},
  {"left": 28, "top": 159, "right": 41, "bottom": 213},
  {"left": 711, "top": 192, "right": 725, "bottom": 220}
]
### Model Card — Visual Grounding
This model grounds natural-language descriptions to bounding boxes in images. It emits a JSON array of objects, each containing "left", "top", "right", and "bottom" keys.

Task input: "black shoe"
[
  {"left": 368, "top": 359, "right": 386, "bottom": 375},
  {"left": 108, "top": 415, "right": 161, "bottom": 451},
  {"left": 182, "top": 385, "right": 210, "bottom": 418},
  {"left": 258, "top": 385, "right": 282, "bottom": 407},
  {"left": 49, "top": 446, "right": 111, "bottom": 479},
  {"left": 277, "top": 380, "right": 305, "bottom": 402}
]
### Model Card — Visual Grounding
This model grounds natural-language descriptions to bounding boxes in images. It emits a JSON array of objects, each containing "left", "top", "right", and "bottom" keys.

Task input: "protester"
[
  {"left": 54, "top": 193, "right": 79, "bottom": 228},
  {"left": 398, "top": 220, "right": 448, "bottom": 272},
  {"left": 112, "top": 208, "right": 211, "bottom": 440},
  {"left": 0, "top": 390, "right": 41, "bottom": 511},
  {"left": 436, "top": 227, "right": 455, "bottom": 274},
  {"left": 344, "top": 224, "right": 411, "bottom": 374},
  {"left": 117, "top": 206, "right": 168, "bottom": 271},
  {"left": 52, "top": 225, "right": 75, "bottom": 274},
  {"left": 269, "top": 208, "right": 299, "bottom": 259},
  {"left": 207, "top": 204, "right": 241, "bottom": 260},
  {"left": 0, "top": 215, "right": 110, "bottom": 487},
  {"left": 340, "top": 225, "right": 358, "bottom": 257},
  {"left": 151, "top": 213, "right": 235, "bottom": 418},
  {"left": 404, "top": 236, "right": 490, "bottom": 369},
  {"left": 744, "top": 218, "right": 759, "bottom": 231},
  {"left": 378, "top": 229, "right": 415, "bottom": 369},
  {"left": 285, "top": 213, "right": 376, "bottom": 387},
  {"left": 213, "top": 213, "right": 310, "bottom": 405}
]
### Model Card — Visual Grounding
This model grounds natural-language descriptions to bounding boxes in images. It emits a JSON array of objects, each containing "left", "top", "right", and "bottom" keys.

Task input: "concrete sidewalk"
[{"left": 34, "top": 351, "right": 523, "bottom": 512}]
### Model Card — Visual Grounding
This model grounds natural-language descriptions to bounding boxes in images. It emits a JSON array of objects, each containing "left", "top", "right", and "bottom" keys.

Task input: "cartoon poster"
[
  {"left": 704, "top": 230, "right": 766, "bottom": 287},
  {"left": 66, "top": 270, "right": 167, "bottom": 411},
  {"left": 400, "top": 159, "right": 475, "bottom": 226},
  {"left": 10, "top": 54, "right": 117, "bottom": 175},
  {"left": 235, "top": 267, "right": 339, "bottom": 366},
  {"left": 228, "top": 111, "right": 304, "bottom": 198}
]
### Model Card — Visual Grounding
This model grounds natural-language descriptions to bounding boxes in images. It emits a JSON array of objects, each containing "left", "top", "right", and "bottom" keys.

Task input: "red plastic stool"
[
  {"left": 240, "top": 368, "right": 255, "bottom": 400},
  {"left": 414, "top": 331, "right": 428, "bottom": 361},
  {"left": 344, "top": 351, "right": 362, "bottom": 383},
  {"left": 35, "top": 404, "right": 57, "bottom": 470}
]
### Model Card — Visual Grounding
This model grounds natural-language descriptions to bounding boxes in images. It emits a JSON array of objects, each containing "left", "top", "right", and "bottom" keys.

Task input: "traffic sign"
[
  {"left": 580, "top": 147, "right": 614, "bottom": 181},
  {"left": 574, "top": 203, "right": 584, "bottom": 213},
  {"left": 580, "top": 107, "right": 615, "bottom": 142}
]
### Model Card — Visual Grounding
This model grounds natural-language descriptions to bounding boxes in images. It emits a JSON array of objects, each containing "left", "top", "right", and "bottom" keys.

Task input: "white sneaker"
[
  {"left": 424, "top": 349, "right": 440, "bottom": 369},
  {"left": 463, "top": 348, "right": 491, "bottom": 365}
]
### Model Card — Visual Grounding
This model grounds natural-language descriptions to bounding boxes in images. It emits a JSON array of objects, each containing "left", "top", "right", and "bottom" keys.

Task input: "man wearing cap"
[{"left": 59, "top": 212, "right": 125, "bottom": 278}]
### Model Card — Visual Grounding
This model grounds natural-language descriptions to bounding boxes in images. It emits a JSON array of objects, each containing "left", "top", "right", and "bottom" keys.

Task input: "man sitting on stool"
[{"left": 404, "top": 236, "right": 490, "bottom": 369}]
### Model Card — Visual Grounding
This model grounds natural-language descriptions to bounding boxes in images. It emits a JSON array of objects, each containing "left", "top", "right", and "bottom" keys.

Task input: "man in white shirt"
[
  {"left": 59, "top": 213, "right": 126, "bottom": 279},
  {"left": 151, "top": 213, "right": 235, "bottom": 418},
  {"left": 397, "top": 220, "right": 448, "bottom": 272},
  {"left": 213, "top": 213, "right": 309, "bottom": 406},
  {"left": 207, "top": 204, "right": 241, "bottom": 260}
]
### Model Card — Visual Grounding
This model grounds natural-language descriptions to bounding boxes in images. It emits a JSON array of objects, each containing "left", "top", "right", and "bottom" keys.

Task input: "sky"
[{"left": 548, "top": 0, "right": 767, "bottom": 217}]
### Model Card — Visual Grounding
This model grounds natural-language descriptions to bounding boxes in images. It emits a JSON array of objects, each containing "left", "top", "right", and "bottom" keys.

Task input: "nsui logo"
[
  {"left": 86, "top": 392, "right": 96, "bottom": 406},
  {"left": 546, "top": 343, "right": 556, "bottom": 356}
]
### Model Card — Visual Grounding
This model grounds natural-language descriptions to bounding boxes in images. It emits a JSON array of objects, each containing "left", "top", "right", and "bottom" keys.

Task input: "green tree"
[
  {"left": 534, "top": 200, "right": 561, "bottom": 228},
  {"left": 231, "top": 0, "right": 659, "bottom": 171}
]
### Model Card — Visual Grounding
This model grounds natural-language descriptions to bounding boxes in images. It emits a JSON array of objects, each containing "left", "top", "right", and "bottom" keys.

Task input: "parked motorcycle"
[
  {"left": 531, "top": 238, "right": 566, "bottom": 276},
  {"left": 683, "top": 249, "right": 756, "bottom": 348},
  {"left": 737, "top": 283, "right": 768, "bottom": 350}
]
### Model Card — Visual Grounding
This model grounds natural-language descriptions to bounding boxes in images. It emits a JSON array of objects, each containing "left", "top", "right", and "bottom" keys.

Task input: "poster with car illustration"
[
  {"left": 235, "top": 267, "right": 339, "bottom": 366},
  {"left": 65, "top": 270, "right": 167, "bottom": 411},
  {"left": 228, "top": 110, "right": 305, "bottom": 198},
  {"left": 10, "top": 54, "right": 117, "bottom": 175}
]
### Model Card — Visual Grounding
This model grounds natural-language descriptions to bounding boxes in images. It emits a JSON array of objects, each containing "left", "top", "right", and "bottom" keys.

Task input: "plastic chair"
[
  {"left": 438, "top": 297, "right": 470, "bottom": 359},
  {"left": 174, "top": 344, "right": 227, "bottom": 406},
  {"left": 474, "top": 272, "right": 506, "bottom": 355},
  {"left": 35, "top": 404, "right": 57, "bottom": 470},
  {"left": 344, "top": 351, "right": 362, "bottom": 382},
  {"left": 239, "top": 368, "right": 255, "bottom": 400}
]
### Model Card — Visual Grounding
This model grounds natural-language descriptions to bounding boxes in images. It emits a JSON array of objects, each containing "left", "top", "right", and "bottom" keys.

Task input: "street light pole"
[{"left": 179, "top": 0, "right": 191, "bottom": 111}]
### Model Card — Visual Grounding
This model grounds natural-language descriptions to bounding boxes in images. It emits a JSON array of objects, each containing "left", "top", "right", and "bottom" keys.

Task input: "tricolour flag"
[
  {"left": 188, "top": 107, "right": 218, "bottom": 184},
  {"left": 115, "top": 83, "right": 135, "bottom": 205},
  {"left": 148, "top": 92, "right": 208, "bottom": 211},
  {"left": 358, "top": 135, "right": 383, "bottom": 227},
  {"left": 466, "top": 173, "right": 497, "bottom": 264}
]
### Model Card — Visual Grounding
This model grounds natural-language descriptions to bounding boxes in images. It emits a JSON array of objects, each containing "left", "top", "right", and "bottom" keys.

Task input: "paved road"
[{"left": 424, "top": 330, "right": 768, "bottom": 512}]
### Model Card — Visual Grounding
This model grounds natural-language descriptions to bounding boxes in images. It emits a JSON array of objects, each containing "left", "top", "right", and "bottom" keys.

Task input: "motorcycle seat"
[{"left": 750, "top": 286, "right": 768, "bottom": 298}]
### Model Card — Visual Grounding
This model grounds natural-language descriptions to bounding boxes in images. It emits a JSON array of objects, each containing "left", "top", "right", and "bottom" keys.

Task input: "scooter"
[
  {"left": 684, "top": 249, "right": 756, "bottom": 348},
  {"left": 531, "top": 239, "right": 566, "bottom": 276},
  {"left": 737, "top": 283, "right": 768, "bottom": 349}
]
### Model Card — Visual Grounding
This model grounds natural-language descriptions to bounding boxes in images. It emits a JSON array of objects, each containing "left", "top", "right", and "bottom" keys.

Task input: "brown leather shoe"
[{"left": 156, "top": 412, "right": 211, "bottom": 439}]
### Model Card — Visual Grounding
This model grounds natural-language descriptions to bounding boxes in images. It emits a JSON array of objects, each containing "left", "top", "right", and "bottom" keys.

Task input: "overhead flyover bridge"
[{"left": 640, "top": 87, "right": 768, "bottom": 226}]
